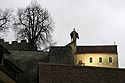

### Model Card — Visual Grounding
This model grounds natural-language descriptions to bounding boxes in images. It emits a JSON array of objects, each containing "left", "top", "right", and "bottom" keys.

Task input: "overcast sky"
[{"left": 0, "top": 0, "right": 125, "bottom": 68}]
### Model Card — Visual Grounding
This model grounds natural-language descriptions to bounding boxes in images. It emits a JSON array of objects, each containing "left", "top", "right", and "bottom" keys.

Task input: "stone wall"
[
  {"left": 39, "top": 63, "right": 125, "bottom": 83},
  {"left": 8, "top": 50, "right": 48, "bottom": 83},
  {"left": 0, "top": 39, "right": 37, "bottom": 51},
  {"left": 49, "top": 46, "right": 74, "bottom": 64}
]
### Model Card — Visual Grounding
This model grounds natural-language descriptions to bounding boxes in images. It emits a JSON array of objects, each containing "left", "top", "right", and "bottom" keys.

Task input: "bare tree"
[
  {"left": 0, "top": 9, "right": 13, "bottom": 37},
  {"left": 14, "top": 1, "right": 55, "bottom": 50}
]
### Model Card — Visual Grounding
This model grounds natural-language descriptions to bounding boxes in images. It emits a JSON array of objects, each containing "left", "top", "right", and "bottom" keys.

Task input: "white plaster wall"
[{"left": 74, "top": 53, "right": 118, "bottom": 68}]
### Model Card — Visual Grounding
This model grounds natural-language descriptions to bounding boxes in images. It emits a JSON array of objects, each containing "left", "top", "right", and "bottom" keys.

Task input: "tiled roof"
[
  {"left": 0, "top": 65, "right": 18, "bottom": 83},
  {"left": 0, "top": 45, "right": 11, "bottom": 54},
  {"left": 76, "top": 45, "right": 117, "bottom": 54},
  {"left": 39, "top": 63, "right": 125, "bottom": 83},
  {"left": 0, "top": 59, "right": 23, "bottom": 83},
  {"left": 50, "top": 45, "right": 117, "bottom": 54}
]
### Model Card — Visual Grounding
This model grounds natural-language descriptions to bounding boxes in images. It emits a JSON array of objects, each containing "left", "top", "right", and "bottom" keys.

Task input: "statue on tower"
[{"left": 70, "top": 28, "right": 79, "bottom": 42}]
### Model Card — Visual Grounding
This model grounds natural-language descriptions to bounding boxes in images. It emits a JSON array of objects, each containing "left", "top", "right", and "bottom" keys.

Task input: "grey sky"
[{"left": 0, "top": 0, "right": 125, "bottom": 68}]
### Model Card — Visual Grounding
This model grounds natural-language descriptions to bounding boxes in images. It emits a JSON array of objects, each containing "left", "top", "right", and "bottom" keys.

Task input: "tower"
[
  {"left": 67, "top": 28, "right": 79, "bottom": 53},
  {"left": 70, "top": 28, "right": 79, "bottom": 42}
]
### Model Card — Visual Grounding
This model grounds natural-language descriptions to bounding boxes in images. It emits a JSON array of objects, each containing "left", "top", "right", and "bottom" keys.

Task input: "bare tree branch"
[
  {"left": 0, "top": 8, "right": 13, "bottom": 38},
  {"left": 14, "top": 1, "right": 55, "bottom": 50}
]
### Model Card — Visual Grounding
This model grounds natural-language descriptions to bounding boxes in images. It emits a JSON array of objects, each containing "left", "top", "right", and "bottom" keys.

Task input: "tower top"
[
  {"left": 73, "top": 28, "right": 75, "bottom": 31},
  {"left": 70, "top": 28, "right": 79, "bottom": 42}
]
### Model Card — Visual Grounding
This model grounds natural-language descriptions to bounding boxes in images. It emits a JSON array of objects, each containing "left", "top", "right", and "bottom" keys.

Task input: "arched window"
[
  {"left": 89, "top": 57, "right": 93, "bottom": 63},
  {"left": 99, "top": 57, "right": 103, "bottom": 63},
  {"left": 109, "top": 57, "right": 113, "bottom": 63}
]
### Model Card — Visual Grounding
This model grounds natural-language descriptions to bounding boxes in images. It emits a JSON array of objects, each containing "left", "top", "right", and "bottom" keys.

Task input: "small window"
[
  {"left": 109, "top": 57, "right": 113, "bottom": 63},
  {"left": 89, "top": 57, "right": 93, "bottom": 63},
  {"left": 99, "top": 57, "right": 103, "bottom": 63}
]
